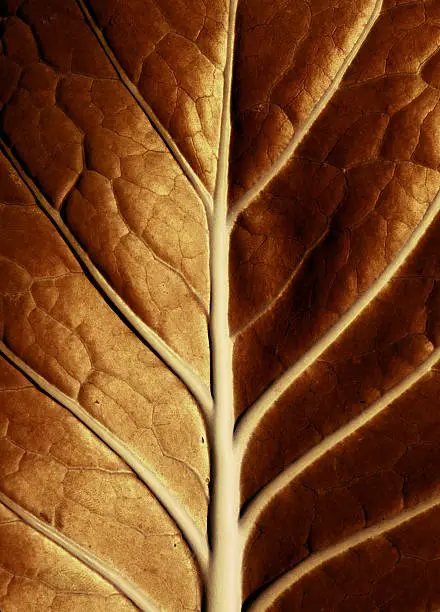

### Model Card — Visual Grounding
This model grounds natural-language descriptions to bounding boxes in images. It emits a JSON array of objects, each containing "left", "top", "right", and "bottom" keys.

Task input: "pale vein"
[
  {"left": 227, "top": 0, "right": 383, "bottom": 227},
  {"left": 234, "top": 185, "right": 440, "bottom": 457},
  {"left": 0, "top": 492, "right": 159, "bottom": 612},
  {"left": 231, "top": 226, "right": 330, "bottom": 339},
  {"left": 248, "top": 493, "right": 440, "bottom": 611},
  {"left": 240, "top": 346, "right": 440, "bottom": 541},
  {"left": 0, "top": 141, "right": 214, "bottom": 421},
  {"left": 0, "top": 342, "right": 210, "bottom": 579},
  {"left": 75, "top": 0, "right": 213, "bottom": 216},
  {"left": 206, "top": 0, "right": 242, "bottom": 608}
]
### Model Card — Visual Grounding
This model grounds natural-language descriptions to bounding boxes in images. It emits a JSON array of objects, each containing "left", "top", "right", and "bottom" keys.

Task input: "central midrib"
[{"left": 207, "top": 0, "right": 241, "bottom": 609}]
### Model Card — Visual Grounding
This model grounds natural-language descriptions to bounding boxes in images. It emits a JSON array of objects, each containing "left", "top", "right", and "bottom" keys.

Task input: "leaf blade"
[
  {"left": 0, "top": 503, "right": 138, "bottom": 611},
  {"left": 228, "top": 0, "right": 383, "bottom": 222},
  {"left": 0, "top": 143, "right": 213, "bottom": 418},
  {"left": 235, "top": 189, "right": 440, "bottom": 457}
]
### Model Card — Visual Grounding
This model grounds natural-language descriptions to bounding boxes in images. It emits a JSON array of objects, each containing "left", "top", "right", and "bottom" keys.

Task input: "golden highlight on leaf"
[{"left": 0, "top": 504, "right": 138, "bottom": 611}]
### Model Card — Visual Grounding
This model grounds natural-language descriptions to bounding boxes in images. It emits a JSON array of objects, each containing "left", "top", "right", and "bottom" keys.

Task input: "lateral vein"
[
  {"left": 234, "top": 186, "right": 440, "bottom": 457},
  {"left": 0, "top": 492, "right": 160, "bottom": 612},
  {"left": 74, "top": 0, "right": 213, "bottom": 217},
  {"left": 248, "top": 492, "right": 440, "bottom": 611},
  {"left": 0, "top": 141, "right": 214, "bottom": 421},
  {"left": 227, "top": 0, "right": 383, "bottom": 227},
  {"left": 239, "top": 347, "right": 440, "bottom": 541},
  {"left": 0, "top": 342, "right": 210, "bottom": 579}
]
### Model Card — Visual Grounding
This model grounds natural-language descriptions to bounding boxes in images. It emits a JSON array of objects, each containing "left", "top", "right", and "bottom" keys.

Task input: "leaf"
[{"left": 1, "top": 0, "right": 440, "bottom": 610}]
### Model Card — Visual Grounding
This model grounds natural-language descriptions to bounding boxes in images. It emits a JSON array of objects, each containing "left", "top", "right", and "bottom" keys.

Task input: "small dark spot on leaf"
[
  {"left": 201, "top": 436, "right": 205, "bottom": 443},
  {"left": 39, "top": 511, "right": 50, "bottom": 523}
]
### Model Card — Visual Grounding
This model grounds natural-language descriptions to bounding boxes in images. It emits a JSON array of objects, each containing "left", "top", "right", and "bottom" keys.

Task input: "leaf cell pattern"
[{"left": 1, "top": 0, "right": 440, "bottom": 610}]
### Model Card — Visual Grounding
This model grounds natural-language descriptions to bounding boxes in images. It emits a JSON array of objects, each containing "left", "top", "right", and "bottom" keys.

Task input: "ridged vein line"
[
  {"left": 240, "top": 347, "right": 440, "bottom": 541},
  {"left": 75, "top": 0, "right": 213, "bottom": 216},
  {"left": 227, "top": 0, "right": 383, "bottom": 227},
  {"left": 0, "top": 492, "right": 159, "bottom": 612},
  {"left": 207, "top": 0, "right": 241, "bottom": 609},
  {"left": 249, "top": 493, "right": 440, "bottom": 610},
  {"left": 234, "top": 186, "right": 440, "bottom": 458},
  {"left": 0, "top": 342, "right": 210, "bottom": 579},
  {"left": 0, "top": 141, "right": 213, "bottom": 421}
]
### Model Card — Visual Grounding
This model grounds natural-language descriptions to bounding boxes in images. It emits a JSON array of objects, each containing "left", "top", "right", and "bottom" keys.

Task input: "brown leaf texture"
[
  {"left": 2, "top": 0, "right": 440, "bottom": 610},
  {"left": 0, "top": 504, "right": 138, "bottom": 611},
  {"left": 85, "top": 0, "right": 228, "bottom": 192}
]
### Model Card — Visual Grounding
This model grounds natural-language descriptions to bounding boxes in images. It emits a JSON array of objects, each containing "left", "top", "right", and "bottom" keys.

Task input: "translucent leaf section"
[
  {"left": 235, "top": 0, "right": 440, "bottom": 608},
  {"left": 229, "top": 0, "right": 378, "bottom": 199},
  {"left": 3, "top": 0, "right": 440, "bottom": 609},
  {"left": 242, "top": 364, "right": 440, "bottom": 600},
  {"left": 267, "top": 504, "right": 440, "bottom": 611},
  {"left": 240, "top": 210, "right": 440, "bottom": 502},
  {"left": 0, "top": 357, "right": 202, "bottom": 611},
  {"left": 231, "top": 0, "right": 440, "bottom": 416}
]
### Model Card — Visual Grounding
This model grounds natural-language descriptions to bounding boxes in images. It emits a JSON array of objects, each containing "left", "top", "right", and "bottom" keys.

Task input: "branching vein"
[
  {"left": 75, "top": 0, "right": 213, "bottom": 217},
  {"left": 231, "top": 227, "right": 330, "bottom": 339},
  {"left": 3, "top": 0, "right": 437, "bottom": 608},
  {"left": 248, "top": 492, "right": 440, "bottom": 611},
  {"left": 0, "top": 342, "right": 210, "bottom": 579},
  {"left": 239, "top": 346, "right": 440, "bottom": 541},
  {"left": 207, "top": 0, "right": 241, "bottom": 609},
  {"left": 227, "top": 0, "right": 383, "bottom": 227},
  {"left": 0, "top": 492, "right": 160, "bottom": 612},
  {"left": 0, "top": 141, "right": 214, "bottom": 421},
  {"left": 234, "top": 186, "right": 440, "bottom": 457}
]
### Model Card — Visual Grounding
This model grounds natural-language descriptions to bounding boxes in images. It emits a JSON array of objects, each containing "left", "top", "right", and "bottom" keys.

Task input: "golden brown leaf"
[{"left": 2, "top": 0, "right": 440, "bottom": 610}]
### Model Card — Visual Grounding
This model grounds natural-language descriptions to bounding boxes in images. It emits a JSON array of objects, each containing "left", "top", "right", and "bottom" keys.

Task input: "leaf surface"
[
  {"left": 85, "top": 0, "right": 227, "bottom": 191},
  {"left": 0, "top": 504, "right": 138, "bottom": 611},
  {"left": 2, "top": 0, "right": 440, "bottom": 610},
  {"left": 229, "top": 0, "right": 378, "bottom": 199},
  {"left": 0, "top": 0, "right": 211, "bottom": 381}
]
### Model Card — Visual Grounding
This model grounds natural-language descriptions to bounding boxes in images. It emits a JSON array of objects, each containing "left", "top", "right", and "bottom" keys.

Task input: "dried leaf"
[{"left": 2, "top": 0, "right": 440, "bottom": 610}]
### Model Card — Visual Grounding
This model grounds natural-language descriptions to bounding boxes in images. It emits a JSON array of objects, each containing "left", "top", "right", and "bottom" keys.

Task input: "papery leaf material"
[{"left": 2, "top": 0, "right": 440, "bottom": 610}]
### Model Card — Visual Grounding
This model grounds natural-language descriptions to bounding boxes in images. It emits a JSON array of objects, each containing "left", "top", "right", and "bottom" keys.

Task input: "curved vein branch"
[
  {"left": 0, "top": 342, "right": 210, "bottom": 579},
  {"left": 239, "top": 347, "right": 440, "bottom": 542},
  {"left": 234, "top": 186, "right": 440, "bottom": 459},
  {"left": 248, "top": 493, "right": 440, "bottom": 611},
  {"left": 0, "top": 492, "right": 160, "bottom": 612},
  {"left": 227, "top": 0, "right": 383, "bottom": 227},
  {"left": 0, "top": 141, "right": 214, "bottom": 421},
  {"left": 75, "top": 0, "right": 213, "bottom": 217}
]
